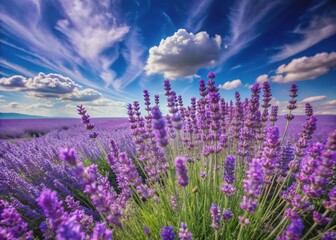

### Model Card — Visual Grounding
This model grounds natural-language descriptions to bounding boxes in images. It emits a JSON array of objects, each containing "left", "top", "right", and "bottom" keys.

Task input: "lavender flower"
[
  {"left": 179, "top": 222, "right": 192, "bottom": 240},
  {"left": 91, "top": 222, "right": 113, "bottom": 240},
  {"left": 278, "top": 218, "right": 304, "bottom": 240},
  {"left": 207, "top": 72, "right": 216, "bottom": 79},
  {"left": 77, "top": 105, "right": 98, "bottom": 138},
  {"left": 243, "top": 158, "right": 264, "bottom": 197},
  {"left": 151, "top": 106, "right": 169, "bottom": 147},
  {"left": 59, "top": 147, "right": 77, "bottom": 166},
  {"left": 161, "top": 226, "right": 175, "bottom": 240},
  {"left": 210, "top": 204, "right": 221, "bottom": 229},
  {"left": 56, "top": 216, "right": 85, "bottom": 240},
  {"left": 175, "top": 156, "right": 189, "bottom": 187},
  {"left": 223, "top": 155, "right": 235, "bottom": 184},
  {"left": 36, "top": 189, "right": 65, "bottom": 229},
  {"left": 0, "top": 200, "right": 33, "bottom": 239},
  {"left": 323, "top": 231, "right": 336, "bottom": 240},
  {"left": 144, "top": 226, "right": 150, "bottom": 237},
  {"left": 305, "top": 103, "right": 313, "bottom": 118},
  {"left": 222, "top": 210, "right": 234, "bottom": 221}
]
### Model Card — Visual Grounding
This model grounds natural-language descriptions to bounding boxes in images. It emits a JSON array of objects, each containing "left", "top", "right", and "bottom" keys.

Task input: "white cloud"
[
  {"left": 271, "top": 13, "right": 336, "bottom": 62},
  {"left": 218, "top": 79, "right": 242, "bottom": 90},
  {"left": 324, "top": 100, "right": 336, "bottom": 106},
  {"left": 185, "top": 0, "right": 214, "bottom": 32},
  {"left": 0, "top": 72, "right": 104, "bottom": 102},
  {"left": 301, "top": 95, "right": 327, "bottom": 103},
  {"left": 8, "top": 102, "right": 19, "bottom": 108},
  {"left": 218, "top": 0, "right": 284, "bottom": 65},
  {"left": 0, "top": 0, "right": 143, "bottom": 91},
  {"left": 56, "top": 0, "right": 129, "bottom": 61},
  {"left": 271, "top": 52, "right": 336, "bottom": 83},
  {"left": 62, "top": 88, "right": 102, "bottom": 102},
  {"left": 256, "top": 74, "right": 269, "bottom": 83},
  {"left": 145, "top": 29, "right": 222, "bottom": 78},
  {"left": 28, "top": 103, "right": 54, "bottom": 109}
]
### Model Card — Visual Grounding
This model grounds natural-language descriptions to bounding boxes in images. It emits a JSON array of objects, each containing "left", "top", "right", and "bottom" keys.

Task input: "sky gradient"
[{"left": 0, "top": 0, "right": 336, "bottom": 117}]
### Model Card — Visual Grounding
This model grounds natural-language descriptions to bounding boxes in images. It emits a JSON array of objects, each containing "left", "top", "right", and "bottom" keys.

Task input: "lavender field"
[
  {"left": 1, "top": 74, "right": 336, "bottom": 239},
  {"left": 1, "top": 1, "right": 336, "bottom": 239}
]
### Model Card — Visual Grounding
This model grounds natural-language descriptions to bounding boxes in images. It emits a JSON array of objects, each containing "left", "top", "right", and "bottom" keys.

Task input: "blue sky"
[{"left": 0, "top": 0, "right": 335, "bottom": 117}]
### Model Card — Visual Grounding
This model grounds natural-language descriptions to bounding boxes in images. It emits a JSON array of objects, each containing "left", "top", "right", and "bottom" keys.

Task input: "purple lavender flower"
[
  {"left": 143, "top": 89, "right": 151, "bottom": 112},
  {"left": 223, "top": 155, "right": 235, "bottom": 184},
  {"left": 207, "top": 72, "right": 216, "bottom": 79},
  {"left": 222, "top": 210, "right": 234, "bottom": 221},
  {"left": 37, "top": 189, "right": 65, "bottom": 229},
  {"left": 151, "top": 106, "right": 169, "bottom": 147},
  {"left": 240, "top": 196, "right": 258, "bottom": 213},
  {"left": 305, "top": 103, "right": 313, "bottom": 118},
  {"left": 170, "top": 196, "right": 178, "bottom": 211},
  {"left": 270, "top": 106, "right": 278, "bottom": 124},
  {"left": 199, "top": 79, "right": 208, "bottom": 97},
  {"left": 161, "top": 226, "right": 175, "bottom": 240},
  {"left": 243, "top": 158, "right": 264, "bottom": 197},
  {"left": 59, "top": 147, "right": 77, "bottom": 166},
  {"left": 313, "top": 211, "right": 331, "bottom": 225},
  {"left": 175, "top": 156, "right": 189, "bottom": 187},
  {"left": 323, "top": 231, "right": 336, "bottom": 240},
  {"left": 91, "top": 222, "right": 113, "bottom": 240},
  {"left": 179, "top": 222, "right": 192, "bottom": 240},
  {"left": 200, "top": 171, "right": 206, "bottom": 179},
  {"left": 155, "top": 94, "right": 160, "bottom": 105},
  {"left": 278, "top": 217, "right": 304, "bottom": 240},
  {"left": 77, "top": 105, "right": 98, "bottom": 138},
  {"left": 262, "top": 81, "right": 272, "bottom": 109},
  {"left": 210, "top": 204, "right": 221, "bottom": 229},
  {"left": 323, "top": 187, "right": 336, "bottom": 212},
  {"left": 56, "top": 216, "right": 85, "bottom": 240},
  {"left": 144, "top": 226, "right": 150, "bottom": 237},
  {"left": 221, "top": 183, "right": 236, "bottom": 197},
  {"left": 0, "top": 200, "right": 33, "bottom": 239}
]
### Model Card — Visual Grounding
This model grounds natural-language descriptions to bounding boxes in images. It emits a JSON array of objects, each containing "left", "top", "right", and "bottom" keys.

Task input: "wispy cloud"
[
  {"left": 185, "top": 0, "right": 214, "bottom": 32},
  {"left": 218, "top": 0, "right": 284, "bottom": 64},
  {"left": 271, "top": 12, "right": 336, "bottom": 62},
  {"left": 301, "top": 95, "right": 327, "bottom": 103},
  {"left": 0, "top": 0, "right": 144, "bottom": 92},
  {"left": 0, "top": 59, "right": 36, "bottom": 77}
]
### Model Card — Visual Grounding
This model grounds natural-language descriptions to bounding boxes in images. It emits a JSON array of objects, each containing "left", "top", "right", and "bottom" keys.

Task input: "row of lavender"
[
  {"left": 0, "top": 123, "right": 135, "bottom": 238},
  {"left": 1, "top": 72, "right": 336, "bottom": 239}
]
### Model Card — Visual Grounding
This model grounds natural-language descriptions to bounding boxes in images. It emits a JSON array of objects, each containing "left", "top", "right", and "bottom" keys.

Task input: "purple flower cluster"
[
  {"left": 161, "top": 226, "right": 175, "bottom": 240},
  {"left": 77, "top": 105, "right": 98, "bottom": 138},
  {"left": 278, "top": 217, "right": 304, "bottom": 240},
  {"left": 178, "top": 222, "right": 192, "bottom": 240},
  {"left": 175, "top": 156, "right": 189, "bottom": 187},
  {"left": 222, "top": 155, "right": 236, "bottom": 196},
  {"left": 240, "top": 158, "right": 264, "bottom": 215},
  {"left": 0, "top": 200, "right": 33, "bottom": 239}
]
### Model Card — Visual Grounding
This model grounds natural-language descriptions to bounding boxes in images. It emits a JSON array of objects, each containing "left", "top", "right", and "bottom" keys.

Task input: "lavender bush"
[{"left": 1, "top": 73, "right": 335, "bottom": 239}]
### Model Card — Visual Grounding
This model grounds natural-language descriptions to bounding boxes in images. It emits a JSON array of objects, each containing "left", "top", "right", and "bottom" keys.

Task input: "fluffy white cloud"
[
  {"left": 0, "top": 72, "right": 104, "bottom": 102},
  {"left": 256, "top": 74, "right": 269, "bottom": 83},
  {"left": 272, "top": 14, "right": 336, "bottom": 62},
  {"left": 301, "top": 95, "right": 327, "bottom": 103},
  {"left": 218, "top": 79, "right": 242, "bottom": 90},
  {"left": 271, "top": 52, "right": 336, "bottom": 83},
  {"left": 145, "top": 29, "right": 222, "bottom": 78}
]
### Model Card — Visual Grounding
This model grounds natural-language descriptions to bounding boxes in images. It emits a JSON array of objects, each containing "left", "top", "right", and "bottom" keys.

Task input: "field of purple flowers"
[{"left": 0, "top": 73, "right": 335, "bottom": 239}]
